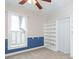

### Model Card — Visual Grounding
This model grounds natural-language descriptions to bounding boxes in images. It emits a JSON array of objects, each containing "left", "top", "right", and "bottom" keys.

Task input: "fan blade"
[
  {"left": 19, "top": 0, "right": 28, "bottom": 5},
  {"left": 42, "top": 0, "right": 51, "bottom": 2},
  {"left": 35, "top": 0, "right": 43, "bottom": 9}
]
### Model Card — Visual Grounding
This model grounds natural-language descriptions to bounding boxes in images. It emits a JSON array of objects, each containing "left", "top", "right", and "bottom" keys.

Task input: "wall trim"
[{"left": 5, "top": 46, "right": 45, "bottom": 57}]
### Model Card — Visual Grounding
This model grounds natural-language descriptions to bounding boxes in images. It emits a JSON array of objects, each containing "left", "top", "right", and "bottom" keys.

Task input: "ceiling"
[{"left": 5, "top": 0, "right": 72, "bottom": 15}]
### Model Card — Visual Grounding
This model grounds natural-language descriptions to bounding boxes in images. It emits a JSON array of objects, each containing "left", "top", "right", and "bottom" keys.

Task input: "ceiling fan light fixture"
[
  {"left": 33, "top": 0, "right": 37, "bottom": 3},
  {"left": 28, "top": 0, "right": 36, "bottom": 4},
  {"left": 28, "top": 0, "right": 32, "bottom": 4}
]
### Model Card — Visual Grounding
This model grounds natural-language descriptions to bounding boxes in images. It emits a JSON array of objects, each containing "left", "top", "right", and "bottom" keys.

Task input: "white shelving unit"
[{"left": 44, "top": 21, "right": 57, "bottom": 51}]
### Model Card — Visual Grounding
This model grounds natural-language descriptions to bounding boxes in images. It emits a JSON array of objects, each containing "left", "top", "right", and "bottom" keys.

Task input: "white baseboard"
[
  {"left": 45, "top": 46, "right": 58, "bottom": 52},
  {"left": 70, "top": 54, "right": 73, "bottom": 58},
  {"left": 5, "top": 46, "right": 45, "bottom": 57}
]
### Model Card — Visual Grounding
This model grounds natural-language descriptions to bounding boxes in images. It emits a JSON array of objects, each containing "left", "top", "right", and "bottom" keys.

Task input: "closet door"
[{"left": 57, "top": 17, "right": 70, "bottom": 54}]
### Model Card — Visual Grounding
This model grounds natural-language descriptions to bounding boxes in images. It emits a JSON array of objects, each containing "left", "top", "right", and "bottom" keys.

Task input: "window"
[
  {"left": 11, "top": 15, "right": 20, "bottom": 31},
  {"left": 21, "top": 17, "right": 26, "bottom": 31},
  {"left": 11, "top": 15, "right": 26, "bottom": 32},
  {"left": 8, "top": 12, "right": 27, "bottom": 49}
]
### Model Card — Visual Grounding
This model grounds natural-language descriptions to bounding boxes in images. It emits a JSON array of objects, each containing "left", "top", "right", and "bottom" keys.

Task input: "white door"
[{"left": 57, "top": 17, "right": 70, "bottom": 54}]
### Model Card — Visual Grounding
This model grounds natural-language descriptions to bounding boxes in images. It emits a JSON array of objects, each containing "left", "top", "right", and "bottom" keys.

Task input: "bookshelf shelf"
[{"left": 44, "top": 21, "right": 57, "bottom": 51}]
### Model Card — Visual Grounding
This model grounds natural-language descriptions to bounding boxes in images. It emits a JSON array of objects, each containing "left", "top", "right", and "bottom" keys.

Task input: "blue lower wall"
[{"left": 5, "top": 37, "right": 44, "bottom": 54}]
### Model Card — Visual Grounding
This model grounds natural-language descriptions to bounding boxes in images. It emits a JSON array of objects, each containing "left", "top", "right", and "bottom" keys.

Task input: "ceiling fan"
[{"left": 19, "top": 0, "right": 51, "bottom": 9}]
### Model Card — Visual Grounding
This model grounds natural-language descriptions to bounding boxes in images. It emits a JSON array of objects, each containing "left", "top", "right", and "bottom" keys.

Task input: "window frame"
[{"left": 7, "top": 11, "right": 28, "bottom": 50}]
